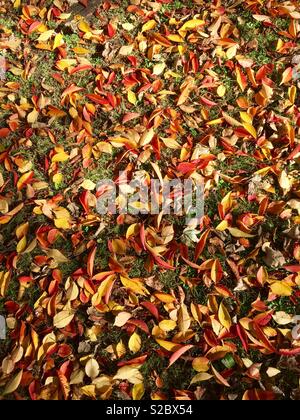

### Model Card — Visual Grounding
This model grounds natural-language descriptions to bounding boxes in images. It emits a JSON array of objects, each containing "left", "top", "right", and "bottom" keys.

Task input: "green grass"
[
  {"left": 269, "top": 297, "right": 300, "bottom": 315},
  {"left": 218, "top": 155, "right": 258, "bottom": 174},
  {"left": 159, "top": 270, "right": 181, "bottom": 290},
  {"left": 191, "top": 284, "right": 209, "bottom": 305}
]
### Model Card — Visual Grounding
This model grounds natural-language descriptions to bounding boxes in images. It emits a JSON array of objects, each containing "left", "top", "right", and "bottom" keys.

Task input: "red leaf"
[
  {"left": 86, "top": 94, "right": 108, "bottom": 105},
  {"left": 284, "top": 265, "right": 300, "bottom": 273},
  {"left": 87, "top": 246, "right": 96, "bottom": 277},
  {"left": 117, "top": 354, "right": 148, "bottom": 367},
  {"left": 279, "top": 348, "right": 300, "bottom": 356},
  {"left": 107, "top": 23, "right": 116, "bottom": 38},
  {"left": 237, "top": 324, "right": 249, "bottom": 352},
  {"left": 168, "top": 344, "right": 193, "bottom": 368},
  {"left": 287, "top": 143, "right": 300, "bottom": 160},
  {"left": 127, "top": 319, "right": 150, "bottom": 335},
  {"left": 194, "top": 229, "right": 210, "bottom": 261},
  {"left": 140, "top": 301, "right": 159, "bottom": 320},
  {"left": 252, "top": 322, "right": 276, "bottom": 353},
  {"left": 153, "top": 254, "right": 176, "bottom": 271},
  {"left": 0, "top": 128, "right": 11, "bottom": 138},
  {"left": 140, "top": 224, "right": 146, "bottom": 250},
  {"left": 122, "top": 112, "right": 140, "bottom": 123},
  {"left": 69, "top": 64, "right": 93, "bottom": 75}
]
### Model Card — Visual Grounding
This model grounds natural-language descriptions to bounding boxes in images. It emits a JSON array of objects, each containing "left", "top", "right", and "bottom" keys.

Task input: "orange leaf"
[
  {"left": 211, "top": 259, "right": 223, "bottom": 283},
  {"left": 87, "top": 246, "right": 96, "bottom": 277},
  {"left": 280, "top": 67, "right": 293, "bottom": 85},
  {"left": 235, "top": 66, "right": 247, "bottom": 92},
  {"left": 17, "top": 171, "right": 34, "bottom": 191}
]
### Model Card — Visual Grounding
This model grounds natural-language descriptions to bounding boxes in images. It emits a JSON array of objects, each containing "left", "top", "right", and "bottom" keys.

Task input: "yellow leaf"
[
  {"left": 167, "top": 34, "right": 184, "bottom": 43},
  {"left": 128, "top": 90, "right": 137, "bottom": 105},
  {"left": 207, "top": 118, "right": 224, "bottom": 126},
  {"left": 221, "top": 191, "right": 233, "bottom": 214},
  {"left": 111, "top": 239, "right": 127, "bottom": 254},
  {"left": 278, "top": 170, "right": 292, "bottom": 195},
  {"left": 141, "top": 20, "right": 157, "bottom": 32},
  {"left": 226, "top": 44, "right": 237, "bottom": 59},
  {"left": 53, "top": 173, "right": 63, "bottom": 187},
  {"left": 113, "top": 365, "right": 143, "bottom": 385},
  {"left": 190, "top": 372, "right": 213, "bottom": 384},
  {"left": 240, "top": 112, "right": 252, "bottom": 124},
  {"left": 114, "top": 311, "right": 132, "bottom": 327},
  {"left": 192, "top": 357, "right": 210, "bottom": 372},
  {"left": 222, "top": 112, "right": 241, "bottom": 127},
  {"left": 53, "top": 33, "right": 64, "bottom": 50},
  {"left": 16, "top": 222, "right": 29, "bottom": 239},
  {"left": 119, "top": 45, "right": 134, "bottom": 56},
  {"left": 0, "top": 271, "right": 11, "bottom": 297},
  {"left": 177, "top": 82, "right": 193, "bottom": 106},
  {"left": 85, "top": 358, "right": 100, "bottom": 379},
  {"left": 17, "top": 171, "right": 34, "bottom": 191},
  {"left": 80, "top": 179, "right": 96, "bottom": 190},
  {"left": 126, "top": 223, "right": 140, "bottom": 239},
  {"left": 266, "top": 367, "right": 281, "bottom": 377},
  {"left": 3, "top": 370, "right": 23, "bottom": 395},
  {"left": 115, "top": 340, "right": 126, "bottom": 358},
  {"left": 73, "top": 46, "right": 90, "bottom": 55},
  {"left": 132, "top": 383, "right": 145, "bottom": 400},
  {"left": 270, "top": 282, "right": 292, "bottom": 297},
  {"left": 93, "top": 142, "right": 112, "bottom": 156},
  {"left": 288, "top": 86, "right": 296, "bottom": 104},
  {"left": 161, "top": 137, "right": 181, "bottom": 149},
  {"left": 280, "top": 67, "right": 293, "bottom": 85},
  {"left": 27, "top": 109, "right": 39, "bottom": 124},
  {"left": 178, "top": 45, "right": 186, "bottom": 55},
  {"left": 16, "top": 236, "right": 27, "bottom": 254},
  {"left": 54, "top": 218, "right": 71, "bottom": 230},
  {"left": 46, "top": 248, "right": 69, "bottom": 263},
  {"left": 128, "top": 332, "right": 141, "bottom": 353},
  {"left": 218, "top": 301, "right": 232, "bottom": 331},
  {"left": 59, "top": 13, "right": 72, "bottom": 21},
  {"left": 179, "top": 19, "right": 205, "bottom": 37},
  {"left": 139, "top": 127, "right": 155, "bottom": 147},
  {"left": 78, "top": 20, "right": 92, "bottom": 33},
  {"left": 178, "top": 304, "right": 191, "bottom": 333},
  {"left": 155, "top": 339, "right": 180, "bottom": 352},
  {"left": 153, "top": 62, "right": 166, "bottom": 75},
  {"left": 52, "top": 151, "right": 69, "bottom": 162},
  {"left": 272, "top": 311, "right": 293, "bottom": 325},
  {"left": 159, "top": 319, "right": 177, "bottom": 332},
  {"left": 122, "top": 22, "right": 134, "bottom": 31},
  {"left": 216, "top": 220, "right": 228, "bottom": 231},
  {"left": 217, "top": 85, "right": 226, "bottom": 97},
  {"left": 227, "top": 227, "right": 255, "bottom": 238},
  {"left": 242, "top": 122, "right": 257, "bottom": 138},
  {"left": 37, "top": 30, "right": 55, "bottom": 42},
  {"left": 80, "top": 385, "right": 96, "bottom": 398},
  {"left": 120, "top": 276, "right": 148, "bottom": 296},
  {"left": 153, "top": 292, "right": 175, "bottom": 303},
  {"left": 56, "top": 59, "right": 77, "bottom": 71},
  {"left": 53, "top": 310, "right": 74, "bottom": 329},
  {"left": 92, "top": 275, "right": 115, "bottom": 306},
  {"left": 236, "top": 66, "right": 247, "bottom": 92}
]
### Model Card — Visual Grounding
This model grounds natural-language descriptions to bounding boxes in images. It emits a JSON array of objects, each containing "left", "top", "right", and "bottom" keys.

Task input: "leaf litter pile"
[{"left": 0, "top": 0, "right": 300, "bottom": 401}]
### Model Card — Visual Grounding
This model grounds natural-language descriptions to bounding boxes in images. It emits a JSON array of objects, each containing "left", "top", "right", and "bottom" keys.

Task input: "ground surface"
[{"left": 0, "top": 0, "right": 300, "bottom": 401}]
